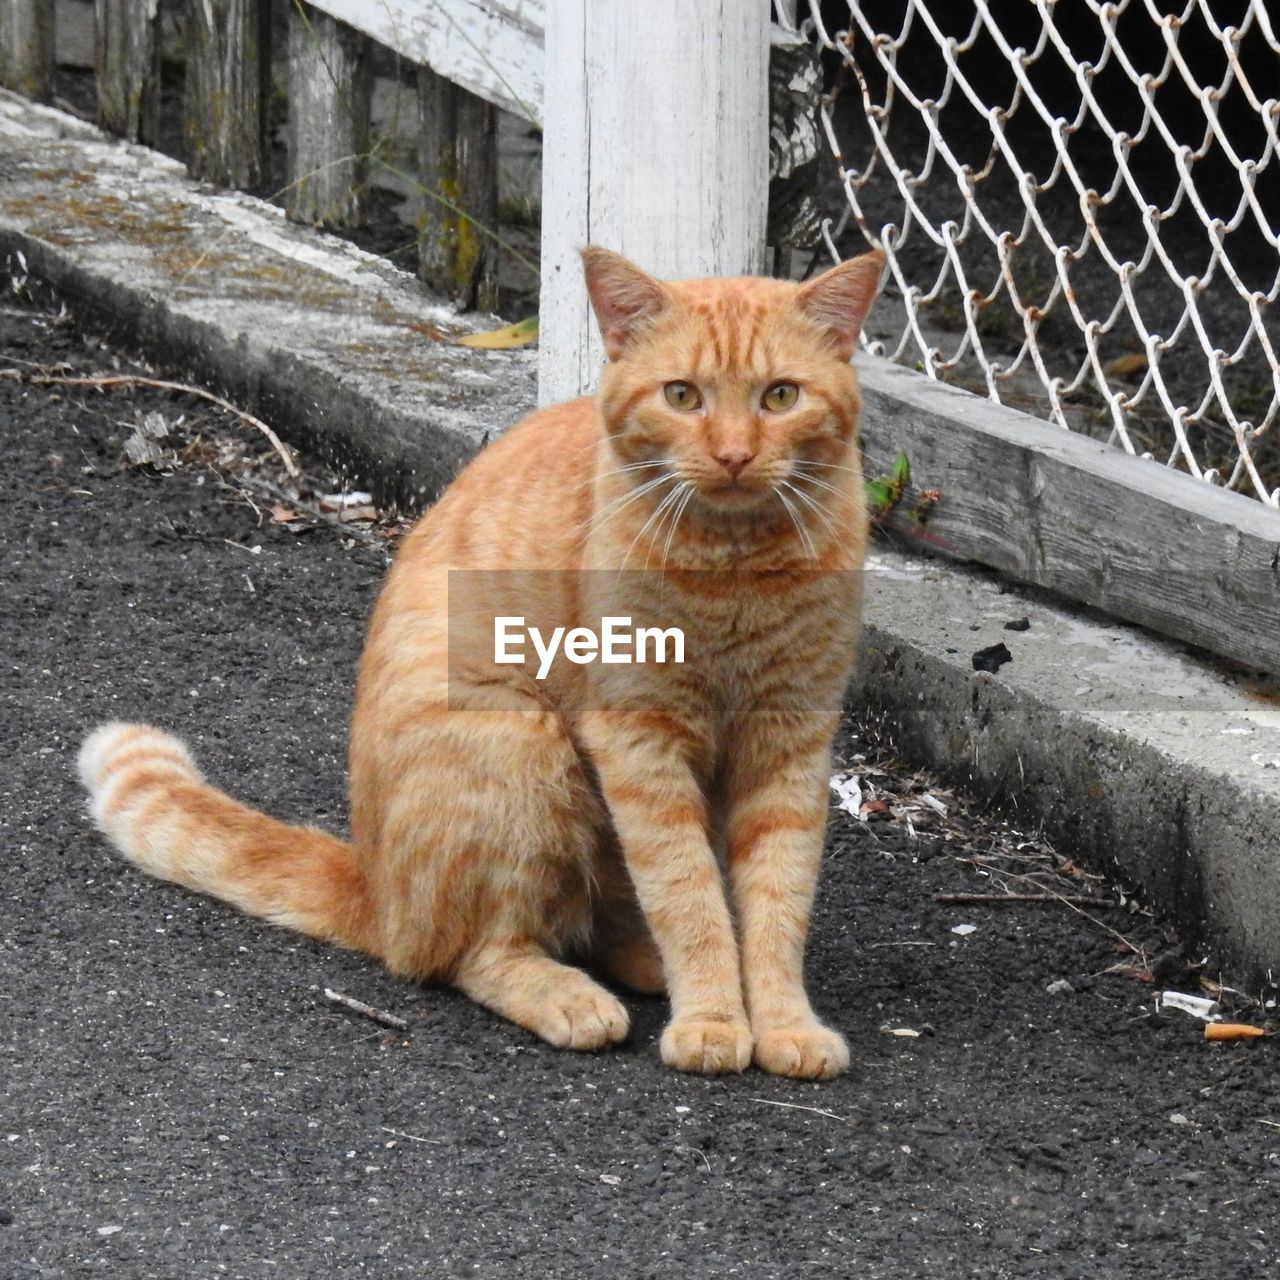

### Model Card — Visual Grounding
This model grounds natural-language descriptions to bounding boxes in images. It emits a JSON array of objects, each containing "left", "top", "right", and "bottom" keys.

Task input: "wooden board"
[
  {"left": 286, "top": 3, "right": 372, "bottom": 228},
  {"left": 184, "top": 0, "right": 271, "bottom": 188},
  {"left": 0, "top": 0, "right": 54, "bottom": 102},
  {"left": 95, "top": 0, "right": 162, "bottom": 144},
  {"left": 306, "top": 0, "right": 545, "bottom": 123},
  {"left": 857, "top": 357, "right": 1280, "bottom": 674},
  {"left": 536, "top": 0, "right": 771, "bottom": 404}
]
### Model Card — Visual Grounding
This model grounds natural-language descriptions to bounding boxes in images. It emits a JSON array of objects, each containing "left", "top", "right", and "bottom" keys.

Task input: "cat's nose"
[{"left": 714, "top": 450, "right": 755, "bottom": 479}]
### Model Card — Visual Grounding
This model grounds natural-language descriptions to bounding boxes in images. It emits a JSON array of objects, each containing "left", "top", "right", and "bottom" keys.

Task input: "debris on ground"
[
  {"left": 971, "top": 641, "right": 1013, "bottom": 673},
  {"left": 1205, "top": 1023, "right": 1267, "bottom": 1041},
  {"left": 1158, "top": 991, "right": 1221, "bottom": 1022}
]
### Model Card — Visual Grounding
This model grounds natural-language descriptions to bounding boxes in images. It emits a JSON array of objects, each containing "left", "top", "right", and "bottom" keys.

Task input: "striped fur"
[{"left": 79, "top": 248, "right": 884, "bottom": 1077}]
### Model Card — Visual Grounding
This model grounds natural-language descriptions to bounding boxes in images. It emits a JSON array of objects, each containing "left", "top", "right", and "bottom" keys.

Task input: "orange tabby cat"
[{"left": 78, "top": 246, "right": 883, "bottom": 1079}]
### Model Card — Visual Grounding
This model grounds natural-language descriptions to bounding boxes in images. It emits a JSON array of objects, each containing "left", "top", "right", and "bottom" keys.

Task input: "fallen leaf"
[
  {"left": 1105, "top": 962, "right": 1154, "bottom": 983},
  {"left": 270, "top": 504, "right": 301, "bottom": 523},
  {"left": 456, "top": 316, "right": 539, "bottom": 349}
]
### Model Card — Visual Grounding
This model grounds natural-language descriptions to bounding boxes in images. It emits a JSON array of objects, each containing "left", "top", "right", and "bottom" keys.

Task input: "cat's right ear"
[
  {"left": 797, "top": 248, "right": 885, "bottom": 361},
  {"left": 581, "top": 247, "right": 672, "bottom": 360}
]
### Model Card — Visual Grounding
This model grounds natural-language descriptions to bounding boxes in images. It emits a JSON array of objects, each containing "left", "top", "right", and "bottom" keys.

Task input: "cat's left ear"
[
  {"left": 797, "top": 248, "right": 885, "bottom": 361},
  {"left": 581, "top": 247, "right": 673, "bottom": 360}
]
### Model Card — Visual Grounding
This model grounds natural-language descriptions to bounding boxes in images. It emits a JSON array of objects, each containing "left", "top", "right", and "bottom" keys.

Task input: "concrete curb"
[
  {"left": 858, "top": 557, "right": 1280, "bottom": 990},
  {"left": 0, "top": 91, "right": 534, "bottom": 510},
  {"left": 3, "top": 93, "right": 1277, "bottom": 989}
]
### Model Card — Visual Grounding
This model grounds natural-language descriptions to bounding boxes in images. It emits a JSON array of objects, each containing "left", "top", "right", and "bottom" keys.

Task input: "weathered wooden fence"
[{"left": 0, "top": 0, "right": 792, "bottom": 382}]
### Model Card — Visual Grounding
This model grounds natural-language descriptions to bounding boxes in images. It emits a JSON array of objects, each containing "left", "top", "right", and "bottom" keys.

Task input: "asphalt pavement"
[{"left": 2, "top": 300, "right": 1278, "bottom": 1279}]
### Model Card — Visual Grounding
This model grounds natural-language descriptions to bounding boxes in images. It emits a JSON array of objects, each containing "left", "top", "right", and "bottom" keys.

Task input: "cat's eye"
[
  {"left": 663, "top": 381, "right": 703, "bottom": 412},
  {"left": 762, "top": 382, "right": 800, "bottom": 412}
]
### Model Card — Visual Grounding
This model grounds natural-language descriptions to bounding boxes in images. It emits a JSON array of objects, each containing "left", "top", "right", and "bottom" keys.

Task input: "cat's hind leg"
[
  {"left": 355, "top": 672, "right": 628, "bottom": 1050},
  {"left": 585, "top": 856, "right": 666, "bottom": 996},
  {"left": 594, "top": 931, "right": 665, "bottom": 996},
  {"left": 456, "top": 944, "right": 629, "bottom": 1050}
]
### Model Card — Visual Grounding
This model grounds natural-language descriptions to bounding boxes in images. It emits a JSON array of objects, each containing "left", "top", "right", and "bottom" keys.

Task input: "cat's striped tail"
[{"left": 77, "top": 723, "right": 372, "bottom": 953}]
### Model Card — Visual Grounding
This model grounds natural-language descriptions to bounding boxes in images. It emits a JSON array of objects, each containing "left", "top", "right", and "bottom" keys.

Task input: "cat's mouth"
[{"left": 696, "top": 478, "right": 773, "bottom": 509}]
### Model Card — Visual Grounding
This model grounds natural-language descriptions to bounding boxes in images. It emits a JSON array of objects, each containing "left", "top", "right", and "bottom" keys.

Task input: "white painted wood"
[
  {"left": 305, "top": 0, "right": 545, "bottom": 123},
  {"left": 537, "top": 0, "right": 771, "bottom": 404}
]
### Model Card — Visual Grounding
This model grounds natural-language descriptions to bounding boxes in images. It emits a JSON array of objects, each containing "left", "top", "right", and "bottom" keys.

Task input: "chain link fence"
[{"left": 791, "top": 1, "right": 1279, "bottom": 506}]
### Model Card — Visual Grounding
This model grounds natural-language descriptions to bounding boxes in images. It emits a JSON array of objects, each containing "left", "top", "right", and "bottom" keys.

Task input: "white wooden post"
[{"left": 538, "top": 0, "right": 771, "bottom": 405}]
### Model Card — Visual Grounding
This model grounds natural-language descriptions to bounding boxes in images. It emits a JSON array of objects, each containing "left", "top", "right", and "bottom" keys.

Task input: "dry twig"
[
  {"left": 749, "top": 1097, "right": 850, "bottom": 1122},
  {"left": 323, "top": 987, "right": 409, "bottom": 1030},
  {"left": 16, "top": 371, "right": 299, "bottom": 477},
  {"left": 936, "top": 892, "right": 1112, "bottom": 907},
  {"left": 380, "top": 1126, "right": 444, "bottom": 1145}
]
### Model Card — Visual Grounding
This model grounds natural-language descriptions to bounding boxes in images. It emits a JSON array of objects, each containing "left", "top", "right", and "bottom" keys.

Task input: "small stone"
[{"left": 972, "top": 642, "right": 1012, "bottom": 673}]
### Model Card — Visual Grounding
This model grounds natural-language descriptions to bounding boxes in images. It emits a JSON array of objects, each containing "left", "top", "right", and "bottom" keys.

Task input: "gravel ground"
[{"left": 2, "top": 299, "right": 1278, "bottom": 1279}]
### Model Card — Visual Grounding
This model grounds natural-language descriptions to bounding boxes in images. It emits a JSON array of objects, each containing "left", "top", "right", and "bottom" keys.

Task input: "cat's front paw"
[
  {"left": 660, "top": 1016, "right": 752, "bottom": 1074},
  {"left": 753, "top": 1022, "right": 850, "bottom": 1080}
]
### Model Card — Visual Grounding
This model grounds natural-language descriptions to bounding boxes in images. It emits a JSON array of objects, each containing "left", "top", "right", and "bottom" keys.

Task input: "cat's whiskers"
[
  {"left": 790, "top": 459, "right": 865, "bottom": 480},
  {"left": 585, "top": 469, "right": 677, "bottom": 538},
  {"left": 592, "top": 459, "right": 670, "bottom": 488},
  {"left": 778, "top": 479, "right": 843, "bottom": 544},
  {"left": 620, "top": 480, "right": 687, "bottom": 574},
  {"left": 787, "top": 466, "right": 852, "bottom": 502},
  {"left": 772, "top": 487, "right": 820, "bottom": 563},
  {"left": 657, "top": 482, "right": 698, "bottom": 571}
]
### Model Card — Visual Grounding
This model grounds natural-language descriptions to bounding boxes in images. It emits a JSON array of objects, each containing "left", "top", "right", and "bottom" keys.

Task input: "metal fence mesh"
[{"left": 795, "top": 0, "right": 1280, "bottom": 506}]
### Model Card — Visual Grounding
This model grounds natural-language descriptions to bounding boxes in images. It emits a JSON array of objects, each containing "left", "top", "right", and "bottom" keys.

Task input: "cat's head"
[{"left": 584, "top": 247, "right": 883, "bottom": 514}]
